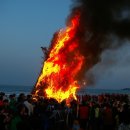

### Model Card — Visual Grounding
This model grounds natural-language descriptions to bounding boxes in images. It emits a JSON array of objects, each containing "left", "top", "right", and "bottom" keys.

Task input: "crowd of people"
[{"left": 0, "top": 92, "right": 130, "bottom": 130}]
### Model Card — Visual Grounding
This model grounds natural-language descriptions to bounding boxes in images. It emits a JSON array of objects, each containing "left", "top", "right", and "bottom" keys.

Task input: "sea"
[
  {"left": 0, "top": 85, "right": 32, "bottom": 95},
  {"left": 0, "top": 85, "right": 130, "bottom": 96}
]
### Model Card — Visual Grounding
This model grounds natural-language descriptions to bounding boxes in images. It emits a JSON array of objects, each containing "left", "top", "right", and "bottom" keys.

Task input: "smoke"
[{"left": 65, "top": 0, "right": 130, "bottom": 85}]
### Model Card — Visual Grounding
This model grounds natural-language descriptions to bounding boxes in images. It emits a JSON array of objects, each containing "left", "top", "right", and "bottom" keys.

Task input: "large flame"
[{"left": 33, "top": 14, "right": 84, "bottom": 103}]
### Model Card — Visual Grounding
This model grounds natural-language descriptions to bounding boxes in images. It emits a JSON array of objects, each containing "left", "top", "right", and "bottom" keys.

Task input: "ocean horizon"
[
  {"left": 0, "top": 84, "right": 130, "bottom": 96},
  {"left": 0, "top": 85, "right": 33, "bottom": 95}
]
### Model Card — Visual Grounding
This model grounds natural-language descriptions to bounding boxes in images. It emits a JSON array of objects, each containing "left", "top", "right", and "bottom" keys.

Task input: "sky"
[{"left": 0, "top": 0, "right": 130, "bottom": 89}]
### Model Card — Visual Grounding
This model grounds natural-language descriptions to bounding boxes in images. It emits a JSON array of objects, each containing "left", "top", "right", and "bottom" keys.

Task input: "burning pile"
[
  {"left": 32, "top": 14, "right": 84, "bottom": 103},
  {"left": 32, "top": 0, "right": 130, "bottom": 103}
]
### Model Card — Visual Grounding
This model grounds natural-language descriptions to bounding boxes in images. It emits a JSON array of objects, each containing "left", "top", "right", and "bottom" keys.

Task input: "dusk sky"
[{"left": 0, "top": 0, "right": 130, "bottom": 89}]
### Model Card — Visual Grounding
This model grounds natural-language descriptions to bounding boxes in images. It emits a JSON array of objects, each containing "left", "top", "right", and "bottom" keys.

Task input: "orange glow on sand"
[{"left": 33, "top": 14, "right": 84, "bottom": 103}]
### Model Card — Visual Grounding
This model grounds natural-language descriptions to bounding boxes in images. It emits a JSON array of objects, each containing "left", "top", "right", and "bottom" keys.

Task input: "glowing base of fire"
[{"left": 45, "top": 86, "right": 78, "bottom": 103}]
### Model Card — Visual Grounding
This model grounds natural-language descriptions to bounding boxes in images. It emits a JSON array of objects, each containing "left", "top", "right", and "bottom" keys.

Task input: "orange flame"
[{"left": 33, "top": 14, "right": 84, "bottom": 103}]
